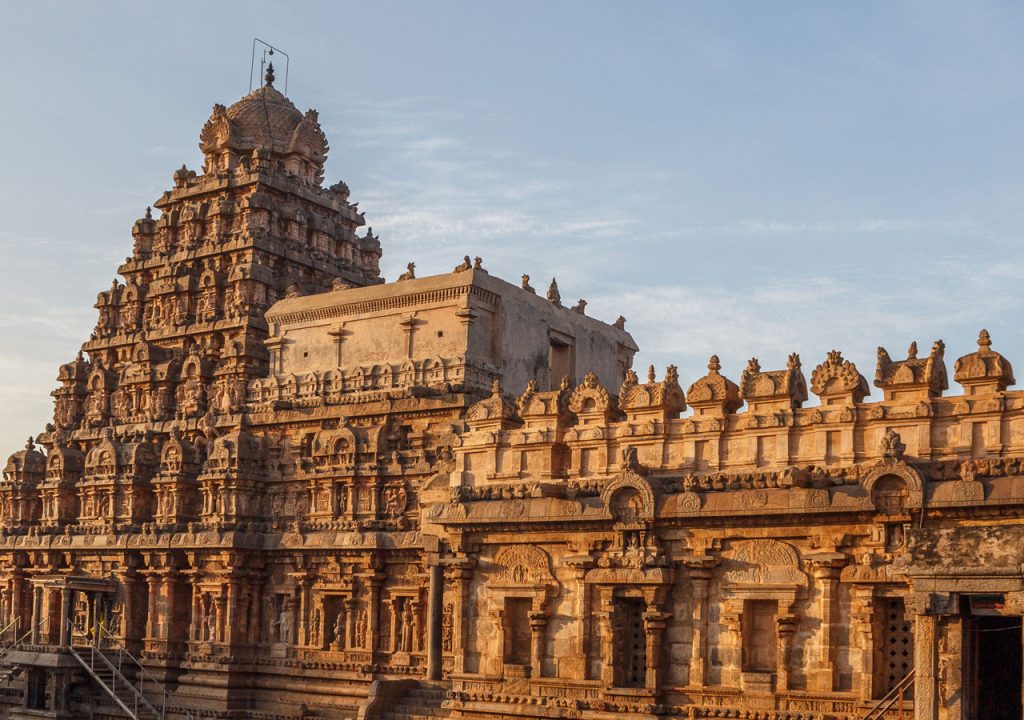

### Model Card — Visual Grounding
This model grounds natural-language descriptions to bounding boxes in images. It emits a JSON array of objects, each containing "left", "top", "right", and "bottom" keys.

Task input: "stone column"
[
  {"left": 684, "top": 558, "right": 717, "bottom": 687},
  {"left": 296, "top": 576, "right": 311, "bottom": 647},
  {"left": 121, "top": 571, "right": 141, "bottom": 648},
  {"left": 367, "top": 578, "right": 382, "bottom": 653},
  {"left": 776, "top": 613, "right": 797, "bottom": 691},
  {"left": 10, "top": 572, "right": 25, "bottom": 638},
  {"left": 341, "top": 598, "right": 354, "bottom": 649},
  {"left": 597, "top": 588, "right": 615, "bottom": 687},
  {"left": 450, "top": 564, "right": 475, "bottom": 673},
  {"left": 529, "top": 611, "right": 549, "bottom": 679},
  {"left": 216, "top": 592, "right": 228, "bottom": 645},
  {"left": 225, "top": 581, "right": 237, "bottom": 646},
  {"left": 411, "top": 599, "right": 424, "bottom": 653},
  {"left": 914, "top": 612, "right": 940, "bottom": 720},
  {"left": 643, "top": 608, "right": 669, "bottom": 691},
  {"left": 426, "top": 563, "right": 443, "bottom": 680},
  {"left": 190, "top": 580, "right": 201, "bottom": 642},
  {"left": 92, "top": 594, "right": 102, "bottom": 649},
  {"left": 30, "top": 586, "right": 42, "bottom": 644},
  {"left": 58, "top": 587, "right": 71, "bottom": 647},
  {"left": 851, "top": 586, "right": 876, "bottom": 701},
  {"left": 145, "top": 575, "right": 161, "bottom": 640},
  {"left": 808, "top": 555, "right": 845, "bottom": 691},
  {"left": 385, "top": 598, "right": 397, "bottom": 652},
  {"left": 563, "top": 557, "right": 593, "bottom": 678}
]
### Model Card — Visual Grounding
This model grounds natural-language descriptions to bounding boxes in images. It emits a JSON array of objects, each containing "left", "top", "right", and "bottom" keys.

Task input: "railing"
[
  {"left": 68, "top": 620, "right": 194, "bottom": 720},
  {"left": 863, "top": 669, "right": 915, "bottom": 720}
]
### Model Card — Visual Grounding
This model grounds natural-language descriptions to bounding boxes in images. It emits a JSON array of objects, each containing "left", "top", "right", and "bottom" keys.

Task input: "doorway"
[
  {"left": 613, "top": 597, "right": 647, "bottom": 688},
  {"left": 965, "top": 615, "right": 1022, "bottom": 720}
]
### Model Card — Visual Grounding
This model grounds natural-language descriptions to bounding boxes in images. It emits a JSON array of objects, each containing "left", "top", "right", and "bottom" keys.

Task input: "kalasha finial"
[
  {"left": 907, "top": 341, "right": 918, "bottom": 360},
  {"left": 707, "top": 355, "right": 722, "bottom": 374},
  {"left": 265, "top": 62, "right": 276, "bottom": 87},
  {"left": 25, "top": 437, "right": 34, "bottom": 452},
  {"left": 145, "top": 206, "right": 152, "bottom": 220},
  {"left": 647, "top": 365, "right": 656, "bottom": 383},
  {"left": 978, "top": 328, "right": 992, "bottom": 349}
]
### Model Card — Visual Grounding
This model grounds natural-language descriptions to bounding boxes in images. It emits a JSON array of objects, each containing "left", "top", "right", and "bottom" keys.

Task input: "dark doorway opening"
[
  {"left": 613, "top": 597, "right": 646, "bottom": 688},
  {"left": 966, "top": 615, "right": 1022, "bottom": 720}
]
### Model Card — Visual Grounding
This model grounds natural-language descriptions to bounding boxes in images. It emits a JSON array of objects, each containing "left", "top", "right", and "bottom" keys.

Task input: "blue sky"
[{"left": 3, "top": 1, "right": 1024, "bottom": 453}]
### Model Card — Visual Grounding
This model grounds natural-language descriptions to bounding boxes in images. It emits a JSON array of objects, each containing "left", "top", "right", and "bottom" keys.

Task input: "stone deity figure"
[
  {"left": 333, "top": 608, "right": 345, "bottom": 648},
  {"left": 400, "top": 603, "right": 414, "bottom": 652},
  {"left": 278, "top": 604, "right": 294, "bottom": 644},
  {"left": 205, "top": 607, "right": 217, "bottom": 642}
]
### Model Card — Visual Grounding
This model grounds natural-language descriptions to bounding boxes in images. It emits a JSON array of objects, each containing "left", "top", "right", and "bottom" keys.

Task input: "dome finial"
[{"left": 265, "top": 61, "right": 276, "bottom": 87}]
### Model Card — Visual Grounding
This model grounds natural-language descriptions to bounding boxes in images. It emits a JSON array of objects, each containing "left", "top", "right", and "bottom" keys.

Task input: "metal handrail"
[
  {"left": 863, "top": 668, "right": 915, "bottom": 720},
  {"left": 90, "top": 620, "right": 194, "bottom": 720},
  {"left": 0, "top": 617, "right": 19, "bottom": 644},
  {"left": 69, "top": 642, "right": 159, "bottom": 720}
]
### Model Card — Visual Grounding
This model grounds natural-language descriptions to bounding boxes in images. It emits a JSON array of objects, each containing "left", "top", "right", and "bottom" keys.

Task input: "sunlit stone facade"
[{"left": 2, "top": 70, "right": 1023, "bottom": 720}]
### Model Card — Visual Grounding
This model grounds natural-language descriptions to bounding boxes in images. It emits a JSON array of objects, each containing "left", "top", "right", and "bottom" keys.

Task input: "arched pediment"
[
  {"left": 860, "top": 461, "right": 925, "bottom": 510},
  {"left": 723, "top": 539, "right": 807, "bottom": 588},
  {"left": 492, "top": 545, "right": 556, "bottom": 588},
  {"left": 600, "top": 470, "right": 656, "bottom": 522}
]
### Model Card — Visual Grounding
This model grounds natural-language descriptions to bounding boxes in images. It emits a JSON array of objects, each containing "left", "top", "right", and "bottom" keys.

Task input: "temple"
[{"left": 2, "top": 66, "right": 1023, "bottom": 720}]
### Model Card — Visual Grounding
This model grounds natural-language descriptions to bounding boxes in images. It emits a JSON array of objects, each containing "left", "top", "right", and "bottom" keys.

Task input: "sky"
[{"left": 3, "top": 1, "right": 1024, "bottom": 454}]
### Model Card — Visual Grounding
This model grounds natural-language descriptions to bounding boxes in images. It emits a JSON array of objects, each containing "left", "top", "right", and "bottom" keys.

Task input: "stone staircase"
[{"left": 379, "top": 683, "right": 449, "bottom": 720}]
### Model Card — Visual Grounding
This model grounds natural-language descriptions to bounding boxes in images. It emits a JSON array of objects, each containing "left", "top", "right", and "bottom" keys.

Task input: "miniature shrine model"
[{"left": 2, "top": 65, "right": 1023, "bottom": 720}]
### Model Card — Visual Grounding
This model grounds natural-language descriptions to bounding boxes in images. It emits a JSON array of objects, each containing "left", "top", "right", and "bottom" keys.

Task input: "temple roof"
[{"left": 224, "top": 84, "right": 304, "bottom": 151}]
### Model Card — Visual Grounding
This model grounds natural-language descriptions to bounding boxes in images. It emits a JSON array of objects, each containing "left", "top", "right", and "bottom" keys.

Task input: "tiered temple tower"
[{"left": 5, "top": 65, "right": 1024, "bottom": 720}]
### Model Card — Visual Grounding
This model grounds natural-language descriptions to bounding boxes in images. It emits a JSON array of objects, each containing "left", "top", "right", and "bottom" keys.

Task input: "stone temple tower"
[{"left": 47, "top": 64, "right": 382, "bottom": 461}]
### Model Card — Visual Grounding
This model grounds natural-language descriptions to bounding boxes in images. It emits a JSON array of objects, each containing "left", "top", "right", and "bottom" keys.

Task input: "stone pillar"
[
  {"left": 597, "top": 588, "right": 615, "bottom": 687},
  {"left": 563, "top": 557, "right": 593, "bottom": 678},
  {"left": 450, "top": 564, "right": 473, "bottom": 673},
  {"left": 529, "top": 612, "right": 548, "bottom": 679},
  {"left": 344, "top": 598, "right": 357, "bottom": 649},
  {"left": 216, "top": 592, "right": 228, "bottom": 645},
  {"left": 31, "top": 586, "right": 42, "bottom": 644},
  {"left": 777, "top": 613, "right": 797, "bottom": 691},
  {"left": 296, "top": 576, "right": 311, "bottom": 647},
  {"left": 163, "top": 573, "right": 178, "bottom": 645},
  {"left": 58, "top": 587, "right": 71, "bottom": 647},
  {"left": 426, "top": 563, "right": 443, "bottom": 680},
  {"left": 385, "top": 598, "right": 397, "bottom": 652},
  {"left": 685, "top": 561, "right": 715, "bottom": 687},
  {"left": 121, "top": 571, "right": 141, "bottom": 647},
  {"left": 851, "top": 586, "right": 876, "bottom": 701},
  {"left": 190, "top": 581, "right": 201, "bottom": 642},
  {"left": 10, "top": 573, "right": 25, "bottom": 637},
  {"left": 145, "top": 575, "right": 161, "bottom": 640},
  {"left": 225, "top": 581, "right": 237, "bottom": 646},
  {"left": 808, "top": 555, "right": 845, "bottom": 691},
  {"left": 367, "top": 578, "right": 381, "bottom": 653},
  {"left": 914, "top": 613, "right": 940, "bottom": 720},
  {"left": 643, "top": 609, "right": 669, "bottom": 691},
  {"left": 92, "top": 595, "right": 102, "bottom": 649}
]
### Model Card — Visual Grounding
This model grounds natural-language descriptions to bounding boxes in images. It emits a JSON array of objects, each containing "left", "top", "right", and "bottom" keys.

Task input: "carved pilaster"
[
  {"left": 807, "top": 553, "right": 846, "bottom": 692},
  {"left": 683, "top": 556, "right": 719, "bottom": 687}
]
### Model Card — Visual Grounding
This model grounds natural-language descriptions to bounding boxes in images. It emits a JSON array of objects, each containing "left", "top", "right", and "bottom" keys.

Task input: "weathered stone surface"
[{"left": 2, "top": 74, "right": 1021, "bottom": 720}]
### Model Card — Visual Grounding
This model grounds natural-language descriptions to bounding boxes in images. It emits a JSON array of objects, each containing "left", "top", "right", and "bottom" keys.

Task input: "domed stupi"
[{"left": 200, "top": 63, "right": 329, "bottom": 184}]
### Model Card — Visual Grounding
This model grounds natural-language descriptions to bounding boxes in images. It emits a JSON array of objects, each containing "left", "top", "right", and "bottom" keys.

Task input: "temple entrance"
[
  {"left": 613, "top": 597, "right": 646, "bottom": 688},
  {"left": 964, "top": 614, "right": 1022, "bottom": 720}
]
